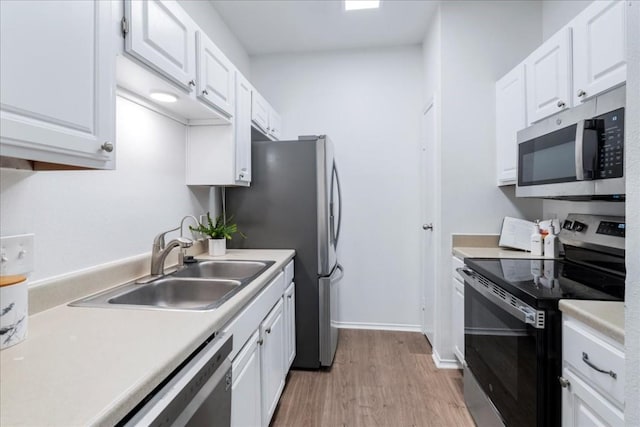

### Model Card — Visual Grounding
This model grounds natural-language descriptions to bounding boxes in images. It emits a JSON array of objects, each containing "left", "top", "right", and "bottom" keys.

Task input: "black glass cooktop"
[{"left": 464, "top": 257, "right": 625, "bottom": 308}]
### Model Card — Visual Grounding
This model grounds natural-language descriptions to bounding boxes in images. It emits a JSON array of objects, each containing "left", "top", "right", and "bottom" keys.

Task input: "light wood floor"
[{"left": 271, "top": 329, "right": 475, "bottom": 427}]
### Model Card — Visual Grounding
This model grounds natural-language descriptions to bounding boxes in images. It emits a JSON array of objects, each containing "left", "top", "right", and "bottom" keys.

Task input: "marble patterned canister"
[{"left": 0, "top": 275, "right": 28, "bottom": 350}]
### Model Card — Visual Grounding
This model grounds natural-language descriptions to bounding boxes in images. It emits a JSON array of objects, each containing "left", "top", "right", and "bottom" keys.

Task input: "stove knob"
[
  {"left": 573, "top": 221, "right": 587, "bottom": 232},
  {"left": 562, "top": 220, "right": 574, "bottom": 231}
]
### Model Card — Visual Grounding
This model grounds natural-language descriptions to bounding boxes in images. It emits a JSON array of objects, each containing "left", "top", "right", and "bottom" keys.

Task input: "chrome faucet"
[{"left": 150, "top": 227, "right": 193, "bottom": 277}]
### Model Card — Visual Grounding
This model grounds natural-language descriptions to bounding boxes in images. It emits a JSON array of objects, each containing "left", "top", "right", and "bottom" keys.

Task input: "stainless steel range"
[{"left": 458, "top": 214, "right": 625, "bottom": 427}]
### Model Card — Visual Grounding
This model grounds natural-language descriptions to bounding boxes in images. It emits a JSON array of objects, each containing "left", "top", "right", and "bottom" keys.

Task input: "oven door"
[{"left": 464, "top": 278, "right": 540, "bottom": 427}]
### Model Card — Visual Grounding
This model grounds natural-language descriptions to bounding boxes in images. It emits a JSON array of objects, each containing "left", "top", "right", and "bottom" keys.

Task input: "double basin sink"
[{"left": 70, "top": 260, "right": 275, "bottom": 311}]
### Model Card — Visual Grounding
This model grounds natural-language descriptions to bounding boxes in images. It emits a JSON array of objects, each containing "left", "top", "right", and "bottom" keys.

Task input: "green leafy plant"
[{"left": 190, "top": 212, "right": 245, "bottom": 240}]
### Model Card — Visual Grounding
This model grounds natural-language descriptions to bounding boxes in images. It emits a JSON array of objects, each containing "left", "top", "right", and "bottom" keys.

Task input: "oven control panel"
[{"left": 560, "top": 214, "right": 625, "bottom": 253}]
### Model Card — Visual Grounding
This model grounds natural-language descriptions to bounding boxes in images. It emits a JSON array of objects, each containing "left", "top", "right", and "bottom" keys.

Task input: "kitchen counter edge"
[{"left": 559, "top": 299, "right": 625, "bottom": 345}]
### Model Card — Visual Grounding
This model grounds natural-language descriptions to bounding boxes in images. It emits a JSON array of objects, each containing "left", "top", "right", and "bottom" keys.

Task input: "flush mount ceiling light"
[
  {"left": 344, "top": 0, "right": 380, "bottom": 11},
  {"left": 149, "top": 91, "right": 178, "bottom": 103}
]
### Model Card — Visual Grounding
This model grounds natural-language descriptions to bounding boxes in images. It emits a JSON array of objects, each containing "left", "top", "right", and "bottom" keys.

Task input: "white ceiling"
[{"left": 209, "top": 0, "right": 439, "bottom": 56}]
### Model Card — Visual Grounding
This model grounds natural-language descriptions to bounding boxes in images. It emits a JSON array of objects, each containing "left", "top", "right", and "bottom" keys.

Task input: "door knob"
[
  {"left": 423, "top": 223, "right": 434, "bottom": 231},
  {"left": 101, "top": 141, "right": 114, "bottom": 153}
]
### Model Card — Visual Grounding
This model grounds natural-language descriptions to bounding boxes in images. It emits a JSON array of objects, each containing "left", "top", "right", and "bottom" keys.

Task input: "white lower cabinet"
[
  {"left": 451, "top": 256, "right": 465, "bottom": 365},
  {"left": 231, "top": 331, "right": 262, "bottom": 427},
  {"left": 260, "top": 299, "right": 286, "bottom": 427},
  {"left": 284, "top": 281, "right": 296, "bottom": 370},
  {"left": 561, "top": 315, "right": 625, "bottom": 427},
  {"left": 226, "top": 261, "right": 296, "bottom": 427}
]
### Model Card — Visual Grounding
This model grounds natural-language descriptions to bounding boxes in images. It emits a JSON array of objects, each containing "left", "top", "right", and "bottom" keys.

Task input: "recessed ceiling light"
[
  {"left": 344, "top": 0, "right": 380, "bottom": 11},
  {"left": 149, "top": 91, "right": 178, "bottom": 103}
]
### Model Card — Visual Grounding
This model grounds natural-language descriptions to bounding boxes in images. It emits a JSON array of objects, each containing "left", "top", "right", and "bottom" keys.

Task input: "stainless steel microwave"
[{"left": 516, "top": 86, "right": 625, "bottom": 199}]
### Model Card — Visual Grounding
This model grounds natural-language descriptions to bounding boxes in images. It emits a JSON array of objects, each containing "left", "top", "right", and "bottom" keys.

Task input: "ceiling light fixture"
[
  {"left": 344, "top": 0, "right": 380, "bottom": 11},
  {"left": 149, "top": 91, "right": 178, "bottom": 103}
]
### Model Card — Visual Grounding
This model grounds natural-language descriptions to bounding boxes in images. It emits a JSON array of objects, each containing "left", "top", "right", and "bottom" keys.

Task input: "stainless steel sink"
[
  {"left": 173, "top": 260, "right": 273, "bottom": 280},
  {"left": 70, "top": 259, "right": 275, "bottom": 311},
  {"left": 108, "top": 278, "right": 241, "bottom": 310}
]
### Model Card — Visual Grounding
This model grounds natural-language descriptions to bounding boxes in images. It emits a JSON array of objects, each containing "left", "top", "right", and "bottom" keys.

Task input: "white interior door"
[{"left": 421, "top": 101, "right": 437, "bottom": 344}]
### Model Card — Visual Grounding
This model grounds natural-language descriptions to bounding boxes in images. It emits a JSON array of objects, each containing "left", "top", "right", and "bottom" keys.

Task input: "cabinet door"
[
  {"left": 496, "top": 64, "right": 527, "bottom": 186},
  {"left": 526, "top": 28, "right": 572, "bottom": 124},
  {"left": 125, "top": 0, "right": 196, "bottom": 91},
  {"left": 284, "top": 282, "right": 296, "bottom": 370},
  {"left": 452, "top": 279, "right": 465, "bottom": 364},
  {"left": 260, "top": 299, "right": 285, "bottom": 427},
  {"left": 0, "top": 0, "right": 115, "bottom": 169},
  {"left": 269, "top": 109, "right": 282, "bottom": 140},
  {"left": 572, "top": 0, "right": 626, "bottom": 105},
  {"left": 196, "top": 32, "right": 235, "bottom": 117},
  {"left": 231, "top": 331, "right": 262, "bottom": 427},
  {"left": 251, "top": 91, "right": 269, "bottom": 134},
  {"left": 235, "top": 72, "right": 252, "bottom": 183},
  {"left": 562, "top": 369, "right": 624, "bottom": 427}
]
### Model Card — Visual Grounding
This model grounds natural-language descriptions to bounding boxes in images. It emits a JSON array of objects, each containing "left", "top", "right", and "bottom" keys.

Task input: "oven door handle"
[{"left": 457, "top": 268, "right": 544, "bottom": 329}]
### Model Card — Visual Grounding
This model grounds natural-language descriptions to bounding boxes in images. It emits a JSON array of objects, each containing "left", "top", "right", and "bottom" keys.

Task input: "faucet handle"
[
  {"left": 153, "top": 226, "right": 181, "bottom": 249},
  {"left": 175, "top": 237, "right": 193, "bottom": 247}
]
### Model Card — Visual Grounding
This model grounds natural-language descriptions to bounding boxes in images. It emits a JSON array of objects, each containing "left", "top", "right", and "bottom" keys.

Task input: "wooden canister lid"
[{"left": 0, "top": 275, "right": 27, "bottom": 287}]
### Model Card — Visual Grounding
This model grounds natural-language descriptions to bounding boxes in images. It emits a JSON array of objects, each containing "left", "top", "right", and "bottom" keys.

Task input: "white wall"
[
  {"left": 251, "top": 47, "right": 424, "bottom": 330},
  {"left": 0, "top": 97, "right": 210, "bottom": 282},
  {"left": 181, "top": 0, "right": 251, "bottom": 78},
  {"left": 422, "top": 6, "right": 441, "bottom": 103},
  {"left": 624, "top": 2, "right": 640, "bottom": 424},
  {"left": 542, "top": 0, "right": 592, "bottom": 40},
  {"left": 424, "top": 0, "right": 544, "bottom": 362}
]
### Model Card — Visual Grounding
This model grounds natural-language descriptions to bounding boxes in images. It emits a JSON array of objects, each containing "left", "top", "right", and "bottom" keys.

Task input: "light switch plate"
[{"left": 0, "top": 234, "right": 35, "bottom": 276}]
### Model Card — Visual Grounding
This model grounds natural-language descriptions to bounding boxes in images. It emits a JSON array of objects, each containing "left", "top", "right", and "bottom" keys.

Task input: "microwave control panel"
[{"left": 595, "top": 107, "right": 624, "bottom": 179}]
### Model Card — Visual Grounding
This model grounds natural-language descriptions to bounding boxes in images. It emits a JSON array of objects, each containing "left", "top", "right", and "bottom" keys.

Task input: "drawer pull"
[{"left": 582, "top": 352, "right": 617, "bottom": 379}]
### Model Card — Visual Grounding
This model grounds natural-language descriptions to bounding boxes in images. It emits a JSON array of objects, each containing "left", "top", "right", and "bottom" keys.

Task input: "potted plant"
[{"left": 190, "top": 212, "right": 245, "bottom": 256}]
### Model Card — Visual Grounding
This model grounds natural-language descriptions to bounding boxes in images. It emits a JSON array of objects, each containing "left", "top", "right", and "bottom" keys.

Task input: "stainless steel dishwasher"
[{"left": 123, "top": 333, "right": 232, "bottom": 427}]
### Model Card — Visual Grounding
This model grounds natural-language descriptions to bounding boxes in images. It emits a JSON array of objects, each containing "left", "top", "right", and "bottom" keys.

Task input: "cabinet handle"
[
  {"left": 558, "top": 376, "right": 570, "bottom": 388},
  {"left": 257, "top": 338, "right": 264, "bottom": 346},
  {"left": 101, "top": 142, "right": 114, "bottom": 153},
  {"left": 239, "top": 173, "right": 245, "bottom": 179},
  {"left": 577, "top": 89, "right": 586, "bottom": 98},
  {"left": 202, "top": 89, "right": 209, "bottom": 95},
  {"left": 582, "top": 352, "right": 617, "bottom": 379},
  {"left": 266, "top": 327, "right": 272, "bottom": 334},
  {"left": 188, "top": 80, "right": 196, "bottom": 87},
  {"left": 287, "top": 295, "right": 292, "bottom": 299},
  {"left": 557, "top": 100, "right": 566, "bottom": 108}
]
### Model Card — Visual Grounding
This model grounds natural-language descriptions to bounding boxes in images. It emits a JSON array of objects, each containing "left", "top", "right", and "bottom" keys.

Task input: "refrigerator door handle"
[{"left": 332, "top": 163, "right": 343, "bottom": 247}]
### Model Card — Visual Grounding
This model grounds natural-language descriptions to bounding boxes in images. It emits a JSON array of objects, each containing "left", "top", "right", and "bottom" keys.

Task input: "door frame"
[{"left": 420, "top": 97, "right": 440, "bottom": 346}]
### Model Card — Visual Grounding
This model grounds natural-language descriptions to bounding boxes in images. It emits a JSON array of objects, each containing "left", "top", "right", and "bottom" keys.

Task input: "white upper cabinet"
[
  {"left": 496, "top": 63, "right": 527, "bottom": 186},
  {"left": 525, "top": 28, "right": 573, "bottom": 124},
  {"left": 572, "top": 0, "right": 627, "bottom": 105},
  {"left": 0, "top": 0, "right": 115, "bottom": 170},
  {"left": 125, "top": 0, "right": 196, "bottom": 92},
  {"left": 269, "top": 109, "right": 283, "bottom": 140},
  {"left": 196, "top": 31, "right": 235, "bottom": 118},
  {"left": 235, "top": 73, "right": 252, "bottom": 183},
  {"left": 251, "top": 91, "right": 270, "bottom": 134}
]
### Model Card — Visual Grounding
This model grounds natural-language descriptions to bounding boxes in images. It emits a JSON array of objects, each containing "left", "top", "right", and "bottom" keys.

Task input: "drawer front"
[
  {"left": 563, "top": 318, "right": 625, "bottom": 407},
  {"left": 224, "top": 271, "right": 285, "bottom": 360},
  {"left": 452, "top": 256, "right": 464, "bottom": 283},
  {"left": 284, "top": 259, "right": 294, "bottom": 285}
]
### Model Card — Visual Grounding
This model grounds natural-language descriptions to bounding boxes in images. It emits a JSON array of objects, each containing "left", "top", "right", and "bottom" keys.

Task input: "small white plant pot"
[{"left": 208, "top": 238, "right": 227, "bottom": 256}]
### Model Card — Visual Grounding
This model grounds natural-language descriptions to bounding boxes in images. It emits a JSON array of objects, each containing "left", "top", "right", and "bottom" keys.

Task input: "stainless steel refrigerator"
[{"left": 226, "top": 135, "right": 343, "bottom": 369}]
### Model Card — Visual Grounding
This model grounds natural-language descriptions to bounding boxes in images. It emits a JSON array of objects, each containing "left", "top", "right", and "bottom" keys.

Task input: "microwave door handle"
[{"left": 575, "top": 119, "right": 585, "bottom": 181}]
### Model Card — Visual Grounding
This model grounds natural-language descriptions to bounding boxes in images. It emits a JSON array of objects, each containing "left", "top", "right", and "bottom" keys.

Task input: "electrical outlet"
[{"left": 0, "top": 234, "right": 35, "bottom": 276}]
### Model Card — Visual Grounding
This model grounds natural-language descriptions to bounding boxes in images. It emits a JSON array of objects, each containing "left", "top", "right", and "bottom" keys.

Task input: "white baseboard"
[
  {"left": 335, "top": 321, "right": 422, "bottom": 333},
  {"left": 432, "top": 348, "right": 462, "bottom": 369}
]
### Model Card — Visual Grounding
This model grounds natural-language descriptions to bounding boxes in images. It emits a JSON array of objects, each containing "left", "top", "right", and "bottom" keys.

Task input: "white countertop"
[
  {"left": 559, "top": 300, "right": 625, "bottom": 344},
  {"left": 453, "top": 246, "right": 547, "bottom": 259},
  {"left": 0, "top": 249, "right": 294, "bottom": 427}
]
